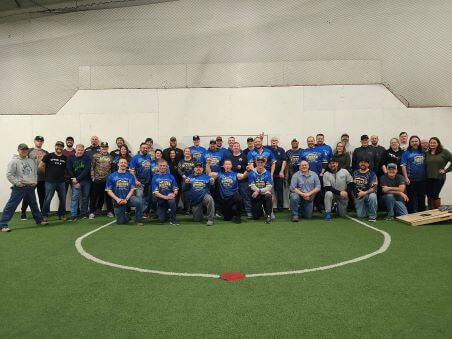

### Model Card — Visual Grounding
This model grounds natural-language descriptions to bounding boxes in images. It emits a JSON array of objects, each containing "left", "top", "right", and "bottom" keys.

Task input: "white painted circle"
[{"left": 75, "top": 216, "right": 391, "bottom": 279}]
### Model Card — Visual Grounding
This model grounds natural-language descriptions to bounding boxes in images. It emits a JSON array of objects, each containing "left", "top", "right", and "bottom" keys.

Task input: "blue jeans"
[
  {"left": 239, "top": 180, "right": 251, "bottom": 213},
  {"left": 70, "top": 181, "right": 91, "bottom": 217},
  {"left": 289, "top": 192, "right": 315, "bottom": 218},
  {"left": 155, "top": 197, "right": 177, "bottom": 223},
  {"left": 135, "top": 183, "right": 150, "bottom": 213},
  {"left": 354, "top": 193, "right": 378, "bottom": 219},
  {"left": 42, "top": 182, "right": 67, "bottom": 218},
  {"left": 0, "top": 186, "right": 43, "bottom": 227},
  {"left": 114, "top": 196, "right": 143, "bottom": 224},
  {"left": 382, "top": 194, "right": 408, "bottom": 217}
]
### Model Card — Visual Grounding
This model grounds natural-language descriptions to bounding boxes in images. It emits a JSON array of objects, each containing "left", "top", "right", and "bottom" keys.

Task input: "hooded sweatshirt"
[{"left": 6, "top": 154, "right": 38, "bottom": 186}]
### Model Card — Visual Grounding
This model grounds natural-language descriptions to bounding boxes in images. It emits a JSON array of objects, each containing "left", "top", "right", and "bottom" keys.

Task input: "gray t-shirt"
[
  {"left": 323, "top": 168, "right": 353, "bottom": 192},
  {"left": 28, "top": 148, "right": 48, "bottom": 181},
  {"left": 379, "top": 173, "right": 404, "bottom": 188}
]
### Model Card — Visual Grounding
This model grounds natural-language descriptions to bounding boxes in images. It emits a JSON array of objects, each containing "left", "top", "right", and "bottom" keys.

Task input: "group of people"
[{"left": 0, "top": 131, "right": 450, "bottom": 232}]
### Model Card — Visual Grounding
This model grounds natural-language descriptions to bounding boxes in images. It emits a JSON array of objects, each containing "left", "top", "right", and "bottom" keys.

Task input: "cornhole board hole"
[{"left": 397, "top": 208, "right": 452, "bottom": 226}]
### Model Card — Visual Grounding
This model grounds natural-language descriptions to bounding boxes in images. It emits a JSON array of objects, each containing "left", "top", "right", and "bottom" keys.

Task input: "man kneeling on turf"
[
  {"left": 152, "top": 160, "right": 180, "bottom": 225},
  {"left": 106, "top": 158, "right": 144, "bottom": 226},
  {"left": 323, "top": 158, "right": 353, "bottom": 220},
  {"left": 289, "top": 160, "right": 321, "bottom": 222},
  {"left": 380, "top": 163, "right": 408, "bottom": 220},
  {"left": 248, "top": 156, "right": 273, "bottom": 223},
  {"left": 185, "top": 162, "right": 215, "bottom": 226}
]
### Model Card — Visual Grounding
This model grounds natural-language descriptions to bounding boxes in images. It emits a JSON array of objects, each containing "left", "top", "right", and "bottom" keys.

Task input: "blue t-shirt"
[
  {"left": 189, "top": 146, "right": 207, "bottom": 163},
  {"left": 129, "top": 154, "right": 152, "bottom": 184},
  {"left": 218, "top": 171, "right": 239, "bottom": 198},
  {"left": 315, "top": 144, "right": 333, "bottom": 162},
  {"left": 299, "top": 148, "right": 325, "bottom": 174},
  {"left": 186, "top": 174, "right": 211, "bottom": 205},
  {"left": 105, "top": 171, "right": 136, "bottom": 199},
  {"left": 205, "top": 149, "right": 225, "bottom": 172},
  {"left": 247, "top": 148, "right": 276, "bottom": 171},
  {"left": 150, "top": 160, "right": 160, "bottom": 175},
  {"left": 152, "top": 172, "right": 178, "bottom": 196},
  {"left": 248, "top": 169, "right": 273, "bottom": 189},
  {"left": 352, "top": 169, "right": 377, "bottom": 192},
  {"left": 400, "top": 149, "right": 426, "bottom": 181}
]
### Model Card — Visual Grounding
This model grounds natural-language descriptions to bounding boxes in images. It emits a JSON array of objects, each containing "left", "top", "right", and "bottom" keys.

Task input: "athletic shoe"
[
  {"left": 42, "top": 217, "right": 48, "bottom": 222},
  {"left": 271, "top": 212, "right": 275, "bottom": 220},
  {"left": 107, "top": 212, "right": 114, "bottom": 218},
  {"left": 69, "top": 216, "right": 77, "bottom": 222},
  {"left": 385, "top": 216, "right": 394, "bottom": 221},
  {"left": 206, "top": 220, "right": 214, "bottom": 226},
  {"left": 266, "top": 215, "right": 272, "bottom": 224},
  {"left": 136, "top": 222, "right": 144, "bottom": 226},
  {"left": 1, "top": 227, "right": 11, "bottom": 232},
  {"left": 21, "top": 213, "right": 27, "bottom": 220},
  {"left": 89, "top": 213, "right": 95, "bottom": 220},
  {"left": 368, "top": 217, "right": 377, "bottom": 222},
  {"left": 39, "top": 221, "right": 48, "bottom": 226},
  {"left": 143, "top": 213, "right": 149, "bottom": 219},
  {"left": 170, "top": 221, "right": 180, "bottom": 226},
  {"left": 247, "top": 213, "right": 253, "bottom": 219},
  {"left": 325, "top": 212, "right": 331, "bottom": 221},
  {"left": 234, "top": 217, "right": 242, "bottom": 224},
  {"left": 58, "top": 216, "right": 67, "bottom": 221},
  {"left": 215, "top": 213, "right": 222, "bottom": 218},
  {"left": 291, "top": 216, "right": 299, "bottom": 222}
]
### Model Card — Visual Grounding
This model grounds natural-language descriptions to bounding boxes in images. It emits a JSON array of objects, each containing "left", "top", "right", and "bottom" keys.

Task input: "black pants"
[
  {"left": 273, "top": 176, "right": 285, "bottom": 211},
  {"left": 210, "top": 181, "right": 222, "bottom": 213},
  {"left": 251, "top": 194, "right": 272, "bottom": 219},
  {"left": 426, "top": 178, "right": 445, "bottom": 200},
  {"left": 21, "top": 180, "right": 45, "bottom": 213},
  {"left": 222, "top": 191, "right": 243, "bottom": 221},
  {"left": 90, "top": 180, "right": 112, "bottom": 213},
  {"left": 314, "top": 176, "right": 325, "bottom": 212},
  {"left": 406, "top": 180, "right": 426, "bottom": 213}
]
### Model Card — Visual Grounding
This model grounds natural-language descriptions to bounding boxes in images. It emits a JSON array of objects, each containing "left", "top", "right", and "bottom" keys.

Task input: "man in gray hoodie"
[{"left": 0, "top": 144, "right": 47, "bottom": 232}]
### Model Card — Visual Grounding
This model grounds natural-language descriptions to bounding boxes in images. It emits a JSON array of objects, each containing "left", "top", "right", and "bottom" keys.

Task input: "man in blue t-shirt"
[
  {"left": 351, "top": 158, "right": 378, "bottom": 222},
  {"left": 105, "top": 158, "right": 143, "bottom": 225},
  {"left": 247, "top": 137, "right": 276, "bottom": 175},
  {"left": 315, "top": 133, "right": 333, "bottom": 163},
  {"left": 129, "top": 142, "right": 152, "bottom": 217},
  {"left": 185, "top": 163, "right": 215, "bottom": 226},
  {"left": 189, "top": 135, "right": 207, "bottom": 164},
  {"left": 152, "top": 160, "right": 180, "bottom": 225},
  {"left": 248, "top": 156, "right": 274, "bottom": 223}
]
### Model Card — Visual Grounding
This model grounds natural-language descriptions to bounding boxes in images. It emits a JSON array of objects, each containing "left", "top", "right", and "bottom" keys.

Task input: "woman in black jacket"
[{"left": 381, "top": 138, "right": 403, "bottom": 175}]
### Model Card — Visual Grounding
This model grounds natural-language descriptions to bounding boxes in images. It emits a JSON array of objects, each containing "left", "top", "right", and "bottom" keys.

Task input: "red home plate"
[{"left": 219, "top": 272, "right": 246, "bottom": 281}]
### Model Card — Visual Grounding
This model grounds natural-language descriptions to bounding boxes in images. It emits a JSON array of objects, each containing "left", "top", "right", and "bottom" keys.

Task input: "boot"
[{"left": 432, "top": 198, "right": 441, "bottom": 209}]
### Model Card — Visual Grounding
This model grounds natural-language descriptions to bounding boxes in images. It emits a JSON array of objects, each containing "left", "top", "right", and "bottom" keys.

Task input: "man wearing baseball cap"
[
  {"left": 350, "top": 157, "right": 378, "bottom": 222},
  {"left": 243, "top": 137, "right": 255, "bottom": 158},
  {"left": 351, "top": 135, "right": 378, "bottom": 171},
  {"left": 163, "top": 136, "right": 183, "bottom": 162},
  {"left": 380, "top": 163, "right": 408, "bottom": 219},
  {"left": 248, "top": 156, "right": 274, "bottom": 223},
  {"left": 39, "top": 141, "right": 68, "bottom": 222},
  {"left": 0, "top": 144, "right": 47, "bottom": 232},
  {"left": 190, "top": 135, "right": 207, "bottom": 163},
  {"left": 323, "top": 158, "right": 353, "bottom": 220},
  {"left": 21, "top": 136, "right": 48, "bottom": 220}
]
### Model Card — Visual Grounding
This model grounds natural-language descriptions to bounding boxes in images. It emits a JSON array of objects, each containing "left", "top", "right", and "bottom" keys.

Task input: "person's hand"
[
  {"left": 236, "top": 165, "right": 241, "bottom": 170},
  {"left": 357, "top": 191, "right": 367, "bottom": 198},
  {"left": 400, "top": 193, "right": 409, "bottom": 202},
  {"left": 185, "top": 178, "right": 190, "bottom": 184},
  {"left": 16, "top": 181, "right": 24, "bottom": 187},
  {"left": 71, "top": 178, "right": 77, "bottom": 184},
  {"left": 168, "top": 193, "right": 176, "bottom": 199},
  {"left": 279, "top": 171, "right": 284, "bottom": 178},
  {"left": 115, "top": 197, "right": 122, "bottom": 204},
  {"left": 136, "top": 180, "right": 142, "bottom": 187},
  {"left": 252, "top": 191, "right": 259, "bottom": 198},
  {"left": 404, "top": 177, "right": 410, "bottom": 185},
  {"left": 264, "top": 190, "right": 272, "bottom": 196},
  {"left": 439, "top": 169, "right": 446, "bottom": 175},
  {"left": 206, "top": 157, "right": 212, "bottom": 164},
  {"left": 340, "top": 191, "right": 348, "bottom": 199},
  {"left": 246, "top": 164, "right": 253, "bottom": 171},
  {"left": 74, "top": 183, "right": 81, "bottom": 189}
]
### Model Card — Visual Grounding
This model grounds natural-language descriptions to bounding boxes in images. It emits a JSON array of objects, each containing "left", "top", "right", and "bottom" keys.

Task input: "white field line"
[{"left": 75, "top": 216, "right": 391, "bottom": 279}]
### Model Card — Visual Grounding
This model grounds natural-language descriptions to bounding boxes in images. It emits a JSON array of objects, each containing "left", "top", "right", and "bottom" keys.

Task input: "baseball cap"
[
  {"left": 100, "top": 142, "right": 109, "bottom": 147},
  {"left": 34, "top": 136, "right": 44, "bottom": 141},
  {"left": 66, "top": 136, "right": 74, "bottom": 141},
  {"left": 256, "top": 156, "right": 266, "bottom": 162},
  {"left": 360, "top": 134, "right": 369, "bottom": 140},
  {"left": 216, "top": 136, "right": 222, "bottom": 141},
  {"left": 291, "top": 138, "right": 299, "bottom": 143},
  {"left": 209, "top": 139, "right": 216, "bottom": 145},
  {"left": 387, "top": 163, "right": 397, "bottom": 170},
  {"left": 359, "top": 157, "right": 370, "bottom": 163},
  {"left": 341, "top": 133, "right": 349, "bottom": 138},
  {"left": 170, "top": 136, "right": 177, "bottom": 141},
  {"left": 194, "top": 162, "right": 203, "bottom": 167},
  {"left": 246, "top": 137, "right": 254, "bottom": 142},
  {"left": 55, "top": 141, "right": 64, "bottom": 147},
  {"left": 193, "top": 135, "right": 200, "bottom": 140},
  {"left": 18, "top": 143, "right": 29, "bottom": 150}
]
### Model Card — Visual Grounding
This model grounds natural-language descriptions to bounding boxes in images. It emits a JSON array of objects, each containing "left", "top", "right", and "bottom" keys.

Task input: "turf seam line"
[{"left": 74, "top": 216, "right": 391, "bottom": 279}]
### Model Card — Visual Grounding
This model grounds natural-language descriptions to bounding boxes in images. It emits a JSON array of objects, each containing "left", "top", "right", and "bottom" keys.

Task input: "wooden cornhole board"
[{"left": 397, "top": 208, "right": 452, "bottom": 226}]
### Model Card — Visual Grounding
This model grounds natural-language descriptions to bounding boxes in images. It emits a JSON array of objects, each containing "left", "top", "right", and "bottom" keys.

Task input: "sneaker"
[
  {"left": 21, "top": 213, "right": 27, "bottom": 220},
  {"left": 107, "top": 212, "right": 114, "bottom": 218},
  {"left": 58, "top": 216, "right": 67, "bottom": 221},
  {"left": 325, "top": 212, "right": 331, "bottom": 221},
  {"left": 143, "top": 213, "right": 149, "bottom": 219},
  {"left": 69, "top": 216, "right": 77, "bottom": 222},
  {"left": 385, "top": 216, "right": 394, "bottom": 221},
  {"left": 39, "top": 221, "right": 48, "bottom": 226},
  {"left": 42, "top": 217, "right": 48, "bottom": 222},
  {"left": 215, "top": 212, "right": 222, "bottom": 218},
  {"left": 1, "top": 227, "right": 11, "bottom": 232},
  {"left": 234, "top": 217, "right": 242, "bottom": 224},
  {"left": 247, "top": 213, "right": 253, "bottom": 219},
  {"left": 170, "top": 221, "right": 181, "bottom": 226},
  {"left": 89, "top": 213, "right": 95, "bottom": 220},
  {"left": 266, "top": 215, "right": 272, "bottom": 224},
  {"left": 291, "top": 216, "right": 299, "bottom": 222},
  {"left": 185, "top": 211, "right": 191, "bottom": 215},
  {"left": 206, "top": 220, "right": 214, "bottom": 226},
  {"left": 271, "top": 212, "right": 275, "bottom": 220},
  {"left": 368, "top": 217, "right": 377, "bottom": 222},
  {"left": 136, "top": 222, "right": 144, "bottom": 226}
]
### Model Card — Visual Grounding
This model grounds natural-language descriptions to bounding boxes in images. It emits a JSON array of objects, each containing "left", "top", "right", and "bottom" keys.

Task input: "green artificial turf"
[{"left": 1, "top": 211, "right": 451, "bottom": 338}]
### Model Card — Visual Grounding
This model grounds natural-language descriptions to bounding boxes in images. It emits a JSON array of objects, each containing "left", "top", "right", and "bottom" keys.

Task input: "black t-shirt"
[
  {"left": 43, "top": 152, "right": 67, "bottom": 182},
  {"left": 228, "top": 153, "right": 248, "bottom": 181}
]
